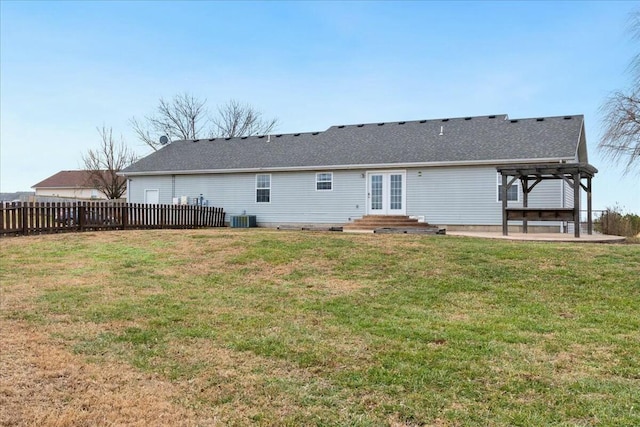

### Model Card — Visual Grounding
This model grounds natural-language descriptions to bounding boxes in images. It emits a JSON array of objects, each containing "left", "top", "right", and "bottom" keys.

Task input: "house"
[
  {"left": 121, "top": 114, "right": 591, "bottom": 231},
  {"left": 32, "top": 170, "right": 125, "bottom": 200}
]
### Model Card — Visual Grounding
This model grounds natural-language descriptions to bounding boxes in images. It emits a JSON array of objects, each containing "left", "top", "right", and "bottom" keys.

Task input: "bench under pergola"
[{"left": 496, "top": 163, "right": 598, "bottom": 237}]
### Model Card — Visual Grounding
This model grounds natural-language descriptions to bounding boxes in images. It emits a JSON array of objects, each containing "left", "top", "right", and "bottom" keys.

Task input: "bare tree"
[
  {"left": 131, "top": 94, "right": 279, "bottom": 151},
  {"left": 600, "top": 92, "right": 640, "bottom": 172},
  {"left": 212, "top": 99, "right": 278, "bottom": 138},
  {"left": 82, "top": 126, "right": 138, "bottom": 199},
  {"left": 599, "top": 11, "right": 640, "bottom": 173},
  {"left": 131, "top": 93, "right": 209, "bottom": 151}
]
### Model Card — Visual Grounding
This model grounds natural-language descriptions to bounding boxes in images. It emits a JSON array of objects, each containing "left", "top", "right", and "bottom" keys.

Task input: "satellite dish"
[{"left": 159, "top": 135, "right": 169, "bottom": 145}]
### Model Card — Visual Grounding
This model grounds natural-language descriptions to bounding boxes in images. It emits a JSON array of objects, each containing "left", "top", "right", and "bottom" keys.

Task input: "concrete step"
[{"left": 343, "top": 215, "right": 437, "bottom": 230}]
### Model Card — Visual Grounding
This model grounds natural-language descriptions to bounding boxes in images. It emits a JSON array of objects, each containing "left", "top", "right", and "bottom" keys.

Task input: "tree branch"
[
  {"left": 598, "top": 10, "right": 640, "bottom": 174},
  {"left": 130, "top": 94, "right": 279, "bottom": 149}
]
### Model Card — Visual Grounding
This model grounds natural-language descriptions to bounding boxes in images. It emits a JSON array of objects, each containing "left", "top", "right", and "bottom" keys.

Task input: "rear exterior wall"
[
  {"left": 405, "top": 166, "right": 562, "bottom": 227},
  {"left": 126, "top": 165, "right": 566, "bottom": 227}
]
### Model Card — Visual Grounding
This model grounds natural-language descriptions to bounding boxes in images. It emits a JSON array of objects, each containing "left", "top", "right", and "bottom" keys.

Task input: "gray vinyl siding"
[
  {"left": 131, "top": 171, "right": 367, "bottom": 225},
  {"left": 127, "top": 175, "right": 173, "bottom": 204},
  {"left": 406, "top": 166, "right": 509, "bottom": 225},
  {"left": 127, "top": 165, "right": 566, "bottom": 226},
  {"left": 563, "top": 180, "right": 576, "bottom": 234},
  {"left": 262, "top": 170, "right": 365, "bottom": 224},
  {"left": 523, "top": 179, "right": 564, "bottom": 209},
  {"left": 563, "top": 179, "right": 574, "bottom": 208},
  {"left": 406, "top": 166, "right": 565, "bottom": 225}
]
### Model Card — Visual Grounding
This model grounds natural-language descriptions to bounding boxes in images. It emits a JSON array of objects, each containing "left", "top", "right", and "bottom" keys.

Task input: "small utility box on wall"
[{"left": 230, "top": 215, "right": 257, "bottom": 228}]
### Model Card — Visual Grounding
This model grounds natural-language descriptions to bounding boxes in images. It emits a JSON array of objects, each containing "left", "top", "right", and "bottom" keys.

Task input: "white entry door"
[
  {"left": 145, "top": 189, "right": 159, "bottom": 204},
  {"left": 367, "top": 171, "right": 406, "bottom": 215}
]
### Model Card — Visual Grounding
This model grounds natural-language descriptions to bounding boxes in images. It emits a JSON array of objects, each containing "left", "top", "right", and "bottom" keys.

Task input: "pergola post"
[
  {"left": 573, "top": 172, "right": 581, "bottom": 238},
  {"left": 587, "top": 177, "right": 593, "bottom": 235},
  {"left": 522, "top": 177, "right": 529, "bottom": 233},
  {"left": 502, "top": 174, "right": 508, "bottom": 236}
]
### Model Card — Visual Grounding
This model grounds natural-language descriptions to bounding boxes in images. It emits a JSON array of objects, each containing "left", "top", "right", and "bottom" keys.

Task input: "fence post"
[
  {"left": 21, "top": 203, "right": 28, "bottom": 236},
  {"left": 78, "top": 203, "right": 85, "bottom": 231},
  {"left": 0, "top": 204, "right": 5, "bottom": 234},
  {"left": 33, "top": 202, "right": 39, "bottom": 232},
  {"left": 121, "top": 203, "right": 127, "bottom": 230}
]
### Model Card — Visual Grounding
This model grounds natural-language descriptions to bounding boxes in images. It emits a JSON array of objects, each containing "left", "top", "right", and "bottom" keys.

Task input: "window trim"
[
  {"left": 256, "top": 173, "right": 271, "bottom": 204},
  {"left": 496, "top": 173, "right": 519, "bottom": 203},
  {"left": 315, "top": 172, "right": 333, "bottom": 192}
]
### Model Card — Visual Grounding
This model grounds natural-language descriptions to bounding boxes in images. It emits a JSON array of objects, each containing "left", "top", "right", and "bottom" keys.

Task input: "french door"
[{"left": 367, "top": 171, "right": 406, "bottom": 215}]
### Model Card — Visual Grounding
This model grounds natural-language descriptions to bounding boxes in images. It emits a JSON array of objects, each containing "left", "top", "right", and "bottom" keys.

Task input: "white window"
[
  {"left": 497, "top": 174, "right": 519, "bottom": 202},
  {"left": 316, "top": 172, "right": 333, "bottom": 191},
  {"left": 256, "top": 174, "right": 271, "bottom": 203}
]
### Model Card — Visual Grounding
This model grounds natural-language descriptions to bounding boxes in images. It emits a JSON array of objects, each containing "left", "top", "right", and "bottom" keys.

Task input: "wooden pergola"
[{"left": 496, "top": 163, "right": 598, "bottom": 237}]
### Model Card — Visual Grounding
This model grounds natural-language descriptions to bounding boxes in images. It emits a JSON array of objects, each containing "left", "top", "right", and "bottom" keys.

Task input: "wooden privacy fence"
[{"left": 1, "top": 202, "right": 226, "bottom": 237}]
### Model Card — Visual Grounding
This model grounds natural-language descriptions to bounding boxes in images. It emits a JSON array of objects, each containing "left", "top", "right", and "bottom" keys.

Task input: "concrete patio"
[{"left": 446, "top": 231, "right": 626, "bottom": 243}]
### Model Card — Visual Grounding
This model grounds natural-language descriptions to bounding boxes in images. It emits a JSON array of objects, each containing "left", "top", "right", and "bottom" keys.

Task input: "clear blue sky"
[{"left": 1, "top": 1, "right": 638, "bottom": 213}]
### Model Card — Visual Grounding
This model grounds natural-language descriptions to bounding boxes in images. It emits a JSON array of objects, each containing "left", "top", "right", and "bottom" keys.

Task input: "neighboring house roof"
[
  {"left": 32, "top": 170, "right": 106, "bottom": 189},
  {"left": 122, "top": 114, "right": 587, "bottom": 175}
]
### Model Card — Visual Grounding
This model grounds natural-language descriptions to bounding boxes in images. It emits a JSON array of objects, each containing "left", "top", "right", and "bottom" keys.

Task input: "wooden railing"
[{"left": 0, "top": 201, "right": 226, "bottom": 237}]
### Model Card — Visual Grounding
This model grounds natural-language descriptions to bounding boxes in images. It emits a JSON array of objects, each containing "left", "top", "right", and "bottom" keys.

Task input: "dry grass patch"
[
  {"left": 0, "top": 321, "right": 205, "bottom": 426},
  {"left": 161, "top": 339, "right": 342, "bottom": 424}
]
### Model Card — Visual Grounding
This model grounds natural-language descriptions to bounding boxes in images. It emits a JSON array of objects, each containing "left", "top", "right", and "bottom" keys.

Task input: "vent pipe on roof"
[
  {"left": 439, "top": 126, "right": 444, "bottom": 136},
  {"left": 267, "top": 135, "right": 271, "bottom": 143}
]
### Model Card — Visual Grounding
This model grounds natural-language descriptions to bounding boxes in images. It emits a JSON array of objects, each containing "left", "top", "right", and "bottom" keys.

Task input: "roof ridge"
[
  {"left": 180, "top": 130, "right": 327, "bottom": 143},
  {"left": 328, "top": 114, "right": 510, "bottom": 129},
  {"left": 506, "top": 114, "right": 584, "bottom": 121}
]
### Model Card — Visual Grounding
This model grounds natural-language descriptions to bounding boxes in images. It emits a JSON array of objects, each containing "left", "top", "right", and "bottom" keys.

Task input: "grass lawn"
[{"left": 1, "top": 229, "right": 638, "bottom": 426}]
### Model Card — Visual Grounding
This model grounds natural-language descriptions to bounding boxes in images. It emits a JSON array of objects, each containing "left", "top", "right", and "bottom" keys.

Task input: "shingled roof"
[
  {"left": 122, "top": 114, "right": 586, "bottom": 175},
  {"left": 32, "top": 170, "right": 96, "bottom": 189}
]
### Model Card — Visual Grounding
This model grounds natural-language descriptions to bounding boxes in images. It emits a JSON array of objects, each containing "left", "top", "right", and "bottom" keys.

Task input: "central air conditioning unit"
[{"left": 230, "top": 215, "right": 257, "bottom": 228}]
